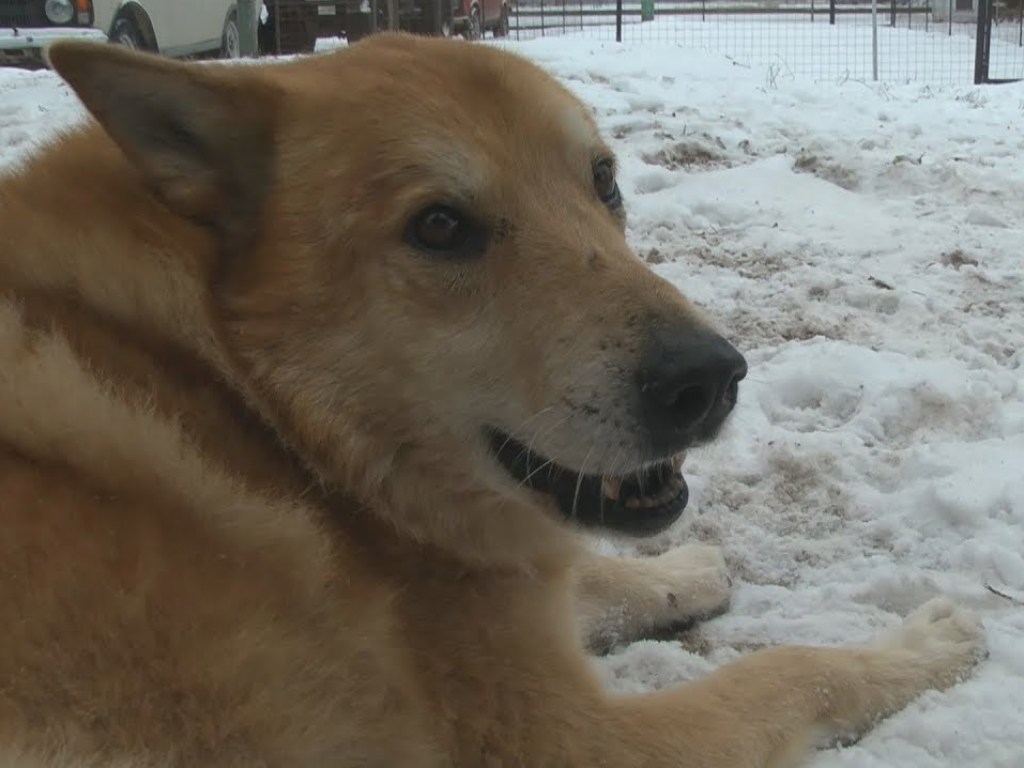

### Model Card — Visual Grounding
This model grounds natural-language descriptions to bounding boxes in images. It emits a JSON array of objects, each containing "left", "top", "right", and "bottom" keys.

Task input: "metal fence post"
[
  {"left": 975, "top": 0, "right": 991, "bottom": 82},
  {"left": 616, "top": 0, "right": 623, "bottom": 41},
  {"left": 237, "top": 0, "right": 258, "bottom": 56},
  {"left": 871, "top": 0, "right": 879, "bottom": 79},
  {"left": 829, "top": 0, "right": 836, "bottom": 25},
  {"left": 273, "top": 0, "right": 282, "bottom": 54}
]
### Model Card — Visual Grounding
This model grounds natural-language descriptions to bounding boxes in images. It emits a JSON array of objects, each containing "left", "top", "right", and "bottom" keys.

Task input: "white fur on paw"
[
  {"left": 877, "top": 597, "right": 987, "bottom": 687},
  {"left": 650, "top": 544, "right": 732, "bottom": 622}
]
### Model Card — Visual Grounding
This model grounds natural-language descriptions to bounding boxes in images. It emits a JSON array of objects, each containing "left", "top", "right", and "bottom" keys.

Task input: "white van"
[{"left": 0, "top": 0, "right": 257, "bottom": 68}]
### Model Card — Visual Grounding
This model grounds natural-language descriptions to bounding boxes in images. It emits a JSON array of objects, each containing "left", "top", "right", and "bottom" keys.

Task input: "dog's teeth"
[
  {"left": 654, "top": 487, "right": 676, "bottom": 505},
  {"left": 624, "top": 468, "right": 687, "bottom": 511},
  {"left": 633, "top": 478, "right": 684, "bottom": 509},
  {"left": 602, "top": 477, "right": 622, "bottom": 501}
]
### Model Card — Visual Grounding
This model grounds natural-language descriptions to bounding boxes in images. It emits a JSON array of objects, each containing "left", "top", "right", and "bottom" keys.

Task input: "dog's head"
[{"left": 46, "top": 35, "right": 745, "bottom": 565}]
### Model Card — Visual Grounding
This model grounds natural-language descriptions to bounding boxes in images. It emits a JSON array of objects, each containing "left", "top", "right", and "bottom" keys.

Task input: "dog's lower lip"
[{"left": 487, "top": 429, "right": 688, "bottom": 536}]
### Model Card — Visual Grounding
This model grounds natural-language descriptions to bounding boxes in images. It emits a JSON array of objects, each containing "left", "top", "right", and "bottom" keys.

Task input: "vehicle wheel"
[
  {"left": 221, "top": 10, "right": 241, "bottom": 58},
  {"left": 493, "top": 3, "right": 509, "bottom": 36},
  {"left": 111, "top": 16, "right": 142, "bottom": 49},
  {"left": 421, "top": 0, "right": 453, "bottom": 37},
  {"left": 466, "top": 4, "right": 481, "bottom": 39}
]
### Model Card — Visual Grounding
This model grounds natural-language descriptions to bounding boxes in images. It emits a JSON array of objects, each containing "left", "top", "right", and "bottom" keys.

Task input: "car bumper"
[{"left": 0, "top": 27, "right": 108, "bottom": 68}]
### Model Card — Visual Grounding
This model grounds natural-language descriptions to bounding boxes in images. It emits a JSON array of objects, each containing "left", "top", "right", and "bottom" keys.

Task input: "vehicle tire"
[
  {"left": 466, "top": 3, "right": 481, "bottom": 39},
  {"left": 422, "top": 0, "right": 454, "bottom": 37},
  {"left": 111, "top": 16, "right": 143, "bottom": 49},
  {"left": 221, "top": 10, "right": 241, "bottom": 58},
  {"left": 493, "top": 3, "right": 509, "bottom": 36}
]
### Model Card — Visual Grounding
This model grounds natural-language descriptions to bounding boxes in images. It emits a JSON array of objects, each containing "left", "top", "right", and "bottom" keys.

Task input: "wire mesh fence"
[
  {"left": 510, "top": 0, "right": 1024, "bottom": 83},
  {"left": 987, "top": 1, "right": 1024, "bottom": 79}
]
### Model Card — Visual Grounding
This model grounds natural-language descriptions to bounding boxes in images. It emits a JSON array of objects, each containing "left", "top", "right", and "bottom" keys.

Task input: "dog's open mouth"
[{"left": 487, "top": 431, "right": 689, "bottom": 536}]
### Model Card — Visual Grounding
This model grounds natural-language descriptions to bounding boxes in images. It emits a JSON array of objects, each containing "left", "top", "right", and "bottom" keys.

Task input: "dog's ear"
[{"left": 45, "top": 41, "right": 278, "bottom": 241}]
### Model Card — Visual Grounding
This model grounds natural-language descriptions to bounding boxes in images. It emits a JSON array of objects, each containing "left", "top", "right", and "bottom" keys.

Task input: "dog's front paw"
[
  {"left": 874, "top": 597, "right": 987, "bottom": 690},
  {"left": 649, "top": 544, "right": 732, "bottom": 624}
]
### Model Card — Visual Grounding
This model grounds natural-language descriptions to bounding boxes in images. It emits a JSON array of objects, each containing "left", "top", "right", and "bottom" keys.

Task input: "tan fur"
[{"left": 0, "top": 35, "right": 983, "bottom": 767}]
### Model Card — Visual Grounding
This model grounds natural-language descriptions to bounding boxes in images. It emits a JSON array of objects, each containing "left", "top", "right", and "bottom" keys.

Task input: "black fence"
[
  {"left": 975, "top": 0, "right": 1024, "bottom": 80},
  {"left": 510, "top": 0, "right": 1024, "bottom": 82},
  {"left": 250, "top": 0, "right": 1024, "bottom": 83}
]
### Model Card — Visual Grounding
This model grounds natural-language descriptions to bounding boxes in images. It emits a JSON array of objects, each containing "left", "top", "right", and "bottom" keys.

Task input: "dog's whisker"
[
  {"left": 516, "top": 413, "right": 570, "bottom": 469},
  {"left": 506, "top": 414, "right": 571, "bottom": 493},
  {"left": 606, "top": 446, "right": 627, "bottom": 480},
  {"left": 502, "top": 410, "right": 567, "bottom": 477},
  {"left": 570, "top": 444, "right": 595, "bottom": 523},
  {"left": 497, "top": 406, "right": 557, "bottom": 455},
  {"left": 519, "top": 457, "right": 557, "bottom": 488}
]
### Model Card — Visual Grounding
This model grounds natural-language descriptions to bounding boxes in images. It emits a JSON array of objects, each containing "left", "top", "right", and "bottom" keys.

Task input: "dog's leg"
[
  {"left": 596, "top": 597, "right": 984, "bottom": 767},
  {"left": 573, "top": 544, "right": 732, "bottom": 652}
]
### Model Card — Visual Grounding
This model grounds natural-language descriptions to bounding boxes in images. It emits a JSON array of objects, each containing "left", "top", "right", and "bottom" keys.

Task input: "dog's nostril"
[
  {"left": 733, "top": 357, "right": 749, "bottom": 383},
  {"left": 671, "top": 384, "right": 713, "bottom": 426},
  {"left": 724, "top": 376, "right": 740, "bottom": 406}
]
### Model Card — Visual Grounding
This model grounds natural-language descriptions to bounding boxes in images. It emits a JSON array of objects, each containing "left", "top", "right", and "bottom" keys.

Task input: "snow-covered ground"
[{"left": 3, "top": 31, "right": 1023, "bottom": 768}]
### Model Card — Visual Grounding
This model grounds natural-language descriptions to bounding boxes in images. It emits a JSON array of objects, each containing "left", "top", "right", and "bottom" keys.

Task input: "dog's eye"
[
  {"left": 406, "top": 204, "right": 484, "bottom": 257},
  {"left": 593, "top": 159, "right": 621, "bottom": 210}
]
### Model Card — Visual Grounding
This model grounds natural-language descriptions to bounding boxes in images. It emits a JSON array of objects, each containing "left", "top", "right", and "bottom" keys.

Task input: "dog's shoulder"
[
  {"left": 0, "top": 289, "right": 429, "bottom": 763},
  {"left": 0, "top": 135, "right": 437, "bottom": 763}
]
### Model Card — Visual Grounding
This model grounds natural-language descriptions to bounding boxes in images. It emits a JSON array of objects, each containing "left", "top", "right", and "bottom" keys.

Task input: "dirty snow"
[{"left": 2, "top": 32, "right": 1023, "bottom": 768}]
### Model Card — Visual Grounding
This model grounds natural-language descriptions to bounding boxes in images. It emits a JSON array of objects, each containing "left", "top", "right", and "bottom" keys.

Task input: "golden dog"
[{"left": 0, "top": 34, "right": 983, "bottom": 767}]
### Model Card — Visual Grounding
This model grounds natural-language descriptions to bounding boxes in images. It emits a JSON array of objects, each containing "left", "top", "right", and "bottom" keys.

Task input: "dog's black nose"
[{"left": 638, "top": 332, "right": 747, "bottom": 454}]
